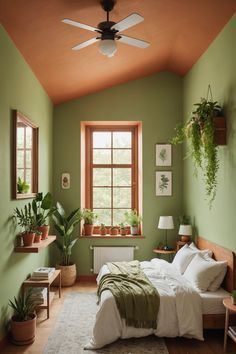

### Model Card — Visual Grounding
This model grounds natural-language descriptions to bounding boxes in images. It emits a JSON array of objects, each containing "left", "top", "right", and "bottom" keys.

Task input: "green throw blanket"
[{"left": 97, "top": 260, "right": 160, "bottom": 329}]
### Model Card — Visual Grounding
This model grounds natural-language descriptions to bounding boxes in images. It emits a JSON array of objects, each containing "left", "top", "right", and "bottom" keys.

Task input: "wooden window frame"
[
  {"left": 81, "top": 121, "right": 142, "bottom": 233},
  {"left": 12, "top": 110, "right": 39, "bottom": 200}
]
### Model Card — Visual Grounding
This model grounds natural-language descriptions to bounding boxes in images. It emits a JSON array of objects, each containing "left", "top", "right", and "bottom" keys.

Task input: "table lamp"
[
  {"left": 179, "top": 225, "right": 192, "bottom": 242},
  {"left": 158, "top": 216, "right": 174, "bottom": 250}
]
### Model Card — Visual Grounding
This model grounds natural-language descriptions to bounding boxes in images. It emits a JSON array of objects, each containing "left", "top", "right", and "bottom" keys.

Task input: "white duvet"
[{"left": 85, "top": 258, "right": 203, "bottom": 349}]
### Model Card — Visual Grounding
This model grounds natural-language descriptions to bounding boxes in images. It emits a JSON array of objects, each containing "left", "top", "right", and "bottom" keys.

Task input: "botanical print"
[
  {"left": 156, "top": 144, "right": 172, "bottom": 166},
  {"left": 61, "top": 173, "right": 70, "bottom": 189},
  {"left": 156, "top": 171, "right": 172, "bottom": 196}
]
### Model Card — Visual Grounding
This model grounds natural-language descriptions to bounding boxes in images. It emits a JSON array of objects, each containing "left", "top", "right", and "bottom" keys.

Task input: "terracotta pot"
[
  {"left": 37, "top": 225, "right": 49, "bottom": 240},
  {"left": 11, "top": 313, "right": 36, "bottom": 345},
  {"left": 100, "top": 228, "right": 107, "bottom": 236},
  {"left": 56, "top": 263, "right": 76, "bottom": 287},
  {"left": 106, "top": 227, "right": 111, "bottom": 235},
  {"left": 180, "top": 235, "right": 190, "bottom": 242},
  {"left": 22, "top": 232, "right": 35, "bottom": 246},
  {"left": 34, "top": 233, "right": 41, "bottom": 243},
  {"left": 110, "top": 228, "right": 118, "bottom": 235},
  {"left": 84, "top": 224, "right": 93, "bottom": 236}
]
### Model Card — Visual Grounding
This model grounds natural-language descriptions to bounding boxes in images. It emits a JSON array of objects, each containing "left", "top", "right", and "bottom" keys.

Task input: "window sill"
[{"left": 79, "top": 235, "right": 145, "bottom": 239}]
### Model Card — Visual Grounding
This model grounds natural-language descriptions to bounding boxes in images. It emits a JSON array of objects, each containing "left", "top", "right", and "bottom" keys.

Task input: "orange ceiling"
[{"left": 0, "top": 0, "right": 235, "bottom": 104}]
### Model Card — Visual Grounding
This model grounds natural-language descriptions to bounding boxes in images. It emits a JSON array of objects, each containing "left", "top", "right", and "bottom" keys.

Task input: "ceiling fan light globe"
[{"left": 99, "top": 39, "right": 117, "bottom": 57}]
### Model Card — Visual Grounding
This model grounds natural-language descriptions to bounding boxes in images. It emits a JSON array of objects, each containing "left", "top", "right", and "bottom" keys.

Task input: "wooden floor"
[{"left": 1, "top": 281, "right": 236, "bottom": 354}]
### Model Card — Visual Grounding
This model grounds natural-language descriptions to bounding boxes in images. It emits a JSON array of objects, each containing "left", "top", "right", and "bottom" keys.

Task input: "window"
[
  {"left": 12, "top": 110, "right": 38, "bottom": 199},
  {"left": 81, "top": 122, "right": 142, "bottom": 230}
]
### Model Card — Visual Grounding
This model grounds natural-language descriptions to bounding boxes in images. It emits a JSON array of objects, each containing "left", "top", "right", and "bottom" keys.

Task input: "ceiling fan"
[{"left": 62, "top": 0, "right": 150, "bottom": 58}]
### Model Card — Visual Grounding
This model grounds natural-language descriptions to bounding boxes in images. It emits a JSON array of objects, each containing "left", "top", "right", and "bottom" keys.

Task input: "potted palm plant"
[
  {"left": 32, "top": 192, "right": 56, "bottom": 239},
  {"left": 14, "top": 203, "right": 36, "bottom": 246},
  {"left": 9, "top": 289, "right": 37, "bottom": 345},
  {"left": 52, "top": 202, "right": 81, "bottom": 286},
  {"left": 81, "top": 209, "right": 97, "bottom": 236},
  {"left": 124, "top": 210, "right": 142, "bottom": 235},
  {"left": 171, "top": 94, "right": 224, "bottom": 208}
]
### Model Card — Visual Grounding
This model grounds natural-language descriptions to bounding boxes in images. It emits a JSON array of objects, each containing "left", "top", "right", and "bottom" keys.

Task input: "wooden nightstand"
[
  {"left": 153, "top": 248, "right": 176, "bottom": 262},
  {"left": 223, "top": 297, "right": 236, "bottom": 352}
]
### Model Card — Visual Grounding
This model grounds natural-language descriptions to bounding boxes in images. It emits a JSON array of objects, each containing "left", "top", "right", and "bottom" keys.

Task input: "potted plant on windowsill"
[
  {"left": 14, "top": 203, "right": 36, "bottom": 246},
  {"left": 110, "top": 226, "right": 119, "bottom": 236},
  {"left": 119, "top": 222, "right": 127, "bottom": 236},
  {"left": 9, "top": 289, "right": 37, "bottom": 345},
  {"left": 81, "top": 209, "right": 97, "bottom": 236},
  {"left": 17, "top": 177, "right": 30, "bottom": 194},
  {"left": 52, "top": 202, "right": 81, "bottom": 286},
  {"left": 32, "top": 192, "right": 56, "bottom": 240},
  {"left": 99, "top": 223, "right": 107, "bottom": 236},
  {"left": 170, "top": 93, "right": 225, "bottom": 208},
  {"left": 124, "top": 210, "right": 142, "bottom": 235}
]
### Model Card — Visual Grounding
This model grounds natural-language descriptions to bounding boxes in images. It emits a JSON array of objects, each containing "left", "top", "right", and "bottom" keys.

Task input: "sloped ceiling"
[{"left": 0, "top": 0, "right": 235, "bottom": 104}]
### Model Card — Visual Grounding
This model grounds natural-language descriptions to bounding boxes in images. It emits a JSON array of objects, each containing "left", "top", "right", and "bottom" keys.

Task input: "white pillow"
[
  {"left": 172, "top": 244, "right": 198, "bottom": 274},
  {"left": 189, "top": 242, "right": 213, "bottom": 257},
  {"left": 200, "top": 253, "right": 227, "bottom": 291},
  {"left": 183, "top": 253, "right": 227, "bottom": 292}
]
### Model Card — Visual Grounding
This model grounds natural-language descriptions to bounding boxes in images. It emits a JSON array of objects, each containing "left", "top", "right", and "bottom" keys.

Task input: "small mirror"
[{"left": 12, "top": 110, "right": 39, "bottom": 199}]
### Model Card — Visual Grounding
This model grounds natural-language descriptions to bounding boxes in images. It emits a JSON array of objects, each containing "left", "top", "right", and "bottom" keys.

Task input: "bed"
[{"left": 85, "top": 237, "right": 236, "bottom": 349}]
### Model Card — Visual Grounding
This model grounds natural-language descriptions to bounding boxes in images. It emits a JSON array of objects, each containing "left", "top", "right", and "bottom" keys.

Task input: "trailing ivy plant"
[{"left": 171, "top": 97, "right": 222, "bottom": 208}]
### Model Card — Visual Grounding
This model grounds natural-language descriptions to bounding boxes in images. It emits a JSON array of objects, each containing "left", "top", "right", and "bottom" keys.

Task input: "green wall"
[
  {"left": 183, "top": 15, "right": 236, "bottom": 251},
  {"left": 53, "top": 72, "right": 183, "bottom": 275},
  {"left": 0, "top": 26, "right": 53, "bottom": 340}
]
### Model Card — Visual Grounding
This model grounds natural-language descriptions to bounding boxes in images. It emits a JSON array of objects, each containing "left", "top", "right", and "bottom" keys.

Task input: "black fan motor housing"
[{"left": 100, "top": 0, "right": 116, "bottom": 12}]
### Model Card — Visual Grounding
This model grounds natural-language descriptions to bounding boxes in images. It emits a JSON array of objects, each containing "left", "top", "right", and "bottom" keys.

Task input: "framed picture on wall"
[
  {"left": 156, "top": 171, "right": 172, "bottom": 196},
  {"left": 61, "top": 173, "right": 70, "bottom": 189},
  {"left": 156, "top": 144, "right": 172, "bottom": 166}
]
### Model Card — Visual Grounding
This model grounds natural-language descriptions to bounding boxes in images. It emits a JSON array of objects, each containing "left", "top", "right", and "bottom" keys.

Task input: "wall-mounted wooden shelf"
[{"left": 14, "top": 235, "right": 56, "bottom": 253}]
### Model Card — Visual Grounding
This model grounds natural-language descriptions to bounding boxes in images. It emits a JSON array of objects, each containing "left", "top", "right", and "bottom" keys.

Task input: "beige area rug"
[{"left": 43, "top": 292, "right": 169, "bottom": 354}]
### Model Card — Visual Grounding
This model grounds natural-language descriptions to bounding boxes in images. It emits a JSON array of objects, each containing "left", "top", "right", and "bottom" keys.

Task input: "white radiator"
[{"left": 92, "top": 246, "right": 135, "bottom": 274}]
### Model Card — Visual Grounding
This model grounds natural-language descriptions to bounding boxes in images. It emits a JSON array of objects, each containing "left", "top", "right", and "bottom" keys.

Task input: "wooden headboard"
[{"left": 196, "top": 236, "right": 236, "bottom": 292}]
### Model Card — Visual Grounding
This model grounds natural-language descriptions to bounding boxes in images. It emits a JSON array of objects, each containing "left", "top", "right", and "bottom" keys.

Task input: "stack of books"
[
  {"left": 228, "top": 326, "right": 236, "bottom": 340},
  {"left": 30, "top": 287, "right": 47, "bottom": 305},
  {"left": 31, "top": 267, "right": 55, "bottom": 280}
]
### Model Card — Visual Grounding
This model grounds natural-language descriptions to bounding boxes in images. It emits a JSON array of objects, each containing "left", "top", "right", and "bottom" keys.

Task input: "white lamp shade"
[
  {"left": 179, "top": 224, "right": 192, "bottom": 235},
  {"left": 158, "top": 216, "right": 174, "bottom": 229},
  {"left": 98, "top": 39, "right": 117, "bottom": 57}
]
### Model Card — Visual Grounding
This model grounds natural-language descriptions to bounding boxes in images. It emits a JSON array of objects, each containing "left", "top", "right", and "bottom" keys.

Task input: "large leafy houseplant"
[
  {"left": 171, "top": 96, "right": 222, "bottom": 208},
  {"left": 52, "top": 202, "right": 81, "bottom": 266}
]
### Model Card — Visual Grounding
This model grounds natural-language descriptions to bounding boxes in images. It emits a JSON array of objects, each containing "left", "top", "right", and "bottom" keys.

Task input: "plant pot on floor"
[
  {"left": 10, "top": 313, "right": 36, "bottom": 345},
  {"left": 37, "top": 225, "right": 49, "bottom": 240},
  {"left": 56, "top": 263, "right": 76, "bottom": 287},
  {"left": 22, "top": 232, "right": 35, "bottom": 246}
]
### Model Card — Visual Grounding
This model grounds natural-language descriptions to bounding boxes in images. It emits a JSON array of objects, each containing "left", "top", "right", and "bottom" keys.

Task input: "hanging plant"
[{"left": 171, "top": 86, "right": 224, "bottom": 208}]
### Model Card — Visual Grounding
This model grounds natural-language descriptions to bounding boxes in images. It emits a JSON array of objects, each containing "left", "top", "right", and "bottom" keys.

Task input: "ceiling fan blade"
[
  {"left": 111, "top": 13, "right": 144, "bottom": 32},
  {"left": 118, "top": 35, "right": 150, "bottom": 49},
  {"left": 62, "top": 18, "right": 99, "bottom": 33},
  {"left": 72, "top": 37, "right": 100, "bottom": 51}
]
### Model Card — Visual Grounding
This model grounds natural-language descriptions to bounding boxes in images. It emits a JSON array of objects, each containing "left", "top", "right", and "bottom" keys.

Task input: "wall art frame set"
[{"left": 155, "top": 144, "right": 172, "bottom": 196}]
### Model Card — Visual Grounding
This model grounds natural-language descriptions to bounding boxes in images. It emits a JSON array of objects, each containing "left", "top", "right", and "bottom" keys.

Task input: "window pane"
[
  {"left": 17, "top": 150, "right": 24, "bottom": 168},
  {"left": 113, "top": 168, "right": 131, "bottom": 186},
  {"left": 113, "top": 132, "right": 131, "bottom": 148},
  {"left": 25, "top": 169, "right": 32, "bottom": 191},
  {"left": 17, "top": 169, "right": 24, "bottom": 180},
  {"left": 93, "top": 149, "right": 111, "bottom": 164},
  {"left": 17, "top": 127, "right": 24, "bottom": 148},
  {"left": 93, "top": 168, "right": 111, "bottom": 186},
  {"left": 113, "top": 187, "right": 131, "bottom": 208},
  {"left": 93, "top": 132, "right": 111, "bottom": 148},
  {"left": 113, "top": 209, "right": 130, "bottom": 226},
  {"left": 26, "top": 150, "right": 32, "bottom": 168},
  {"left": 113, "top": 149, "right": 131, "bottom": 164},
  {"left": 93, "top": 187, "right": 111, "bottom": 208},
  {"left": 26, "top": 127, "right": 32, "bottom": 148},
  {"left": 93, "top": 209, "right": 111, "bottom": 226}
]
